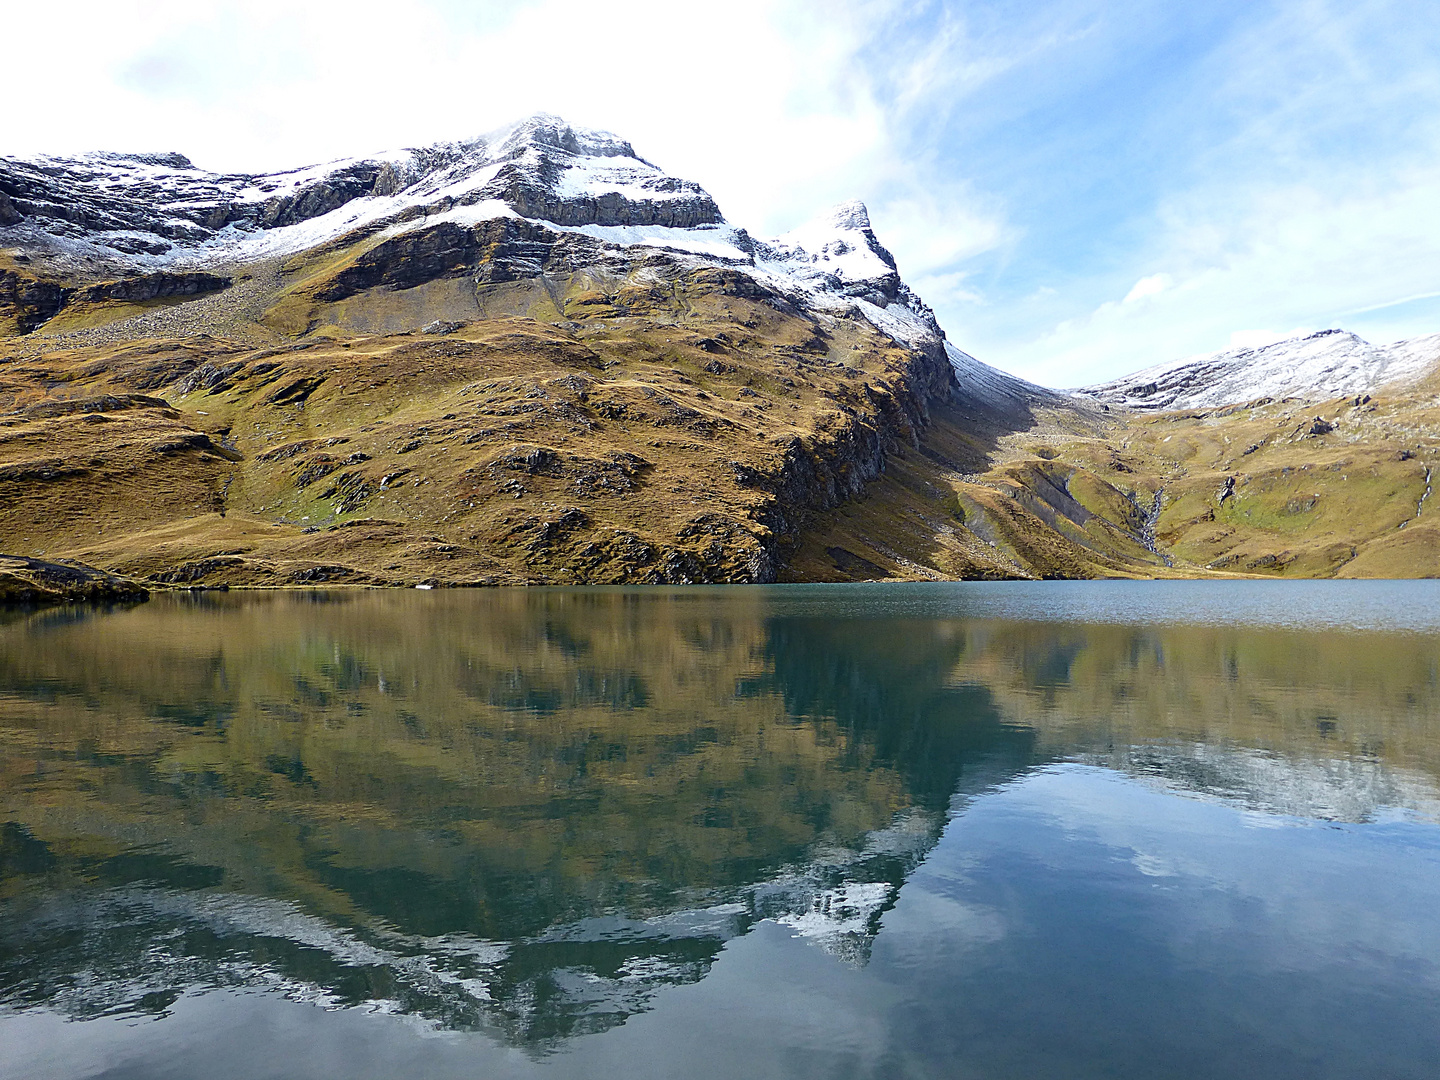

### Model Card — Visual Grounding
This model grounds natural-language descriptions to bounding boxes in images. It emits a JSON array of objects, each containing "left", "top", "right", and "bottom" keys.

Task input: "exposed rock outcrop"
[
  {"left": 0, "top": 266, "right": 68, "bottom": 332},
  {"left": 311, "top": 219, "right": 615, "bottom": 300},
  {"left": 74, "top": 271, "right": 230, "bottom": 305},
  {"left": 0, "top": 267, "right": 230, "bottom": 334},
  {"left": 0, "top": 555, "right": 149, "bottom": 605}
]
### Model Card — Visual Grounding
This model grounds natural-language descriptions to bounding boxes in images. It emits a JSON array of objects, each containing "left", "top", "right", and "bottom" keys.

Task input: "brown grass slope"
[{"left": 4, "top": 226, "right": 1439, "bottom": 583}]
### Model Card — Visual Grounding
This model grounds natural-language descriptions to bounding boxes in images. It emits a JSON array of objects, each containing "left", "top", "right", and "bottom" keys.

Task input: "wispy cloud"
[
  {"left": 941, "top": 0, "right": 1440, "bottom": 380},
  {"left": 1123, "top": 275, "right": 1172, "bottom": 304}
]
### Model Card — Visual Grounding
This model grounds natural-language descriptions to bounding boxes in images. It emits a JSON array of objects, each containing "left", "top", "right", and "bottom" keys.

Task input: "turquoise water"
[{"left": 1, "top": 582, "right": 1438, "bottom": 1078}]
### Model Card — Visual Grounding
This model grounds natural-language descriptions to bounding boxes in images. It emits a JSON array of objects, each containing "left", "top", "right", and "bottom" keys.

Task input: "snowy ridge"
[
  {"left": 0, "top": 114, "right": 724, "bottom": 271},
  {"left": 1094, "top": 741, "right": 1440, "bottom": 824},
  {"left": 0, "top": 116, "right": 905, "bottom": 313},
  {"left": 1076, "top": 329, "right": 1440, "bottom": 411},
  {"left": 750, "top": 200, "right": 943, "bottom": 343},
  {"left": 768, "top": 200, "right": 902, "bottom": 296}
]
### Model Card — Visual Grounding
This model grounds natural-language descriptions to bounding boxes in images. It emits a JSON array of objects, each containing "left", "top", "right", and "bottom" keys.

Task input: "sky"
[{"left": 6, "top": 0, "right": 1440, "bottom": 386}]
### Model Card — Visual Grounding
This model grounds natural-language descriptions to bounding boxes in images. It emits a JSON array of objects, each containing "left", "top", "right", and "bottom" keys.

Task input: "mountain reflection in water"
[{"left": 1, "top": 583, "right": 1438, "bottom": 1074}]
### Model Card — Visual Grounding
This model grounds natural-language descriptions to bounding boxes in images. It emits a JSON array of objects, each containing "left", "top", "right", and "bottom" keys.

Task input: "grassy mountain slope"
[{"left": 4, "top": 226, "right": 1438, "bottom": 584}]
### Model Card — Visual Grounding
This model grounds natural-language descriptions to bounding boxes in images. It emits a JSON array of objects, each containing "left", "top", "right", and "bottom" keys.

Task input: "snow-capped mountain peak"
[
  {"left": 486, "top": 114, "right": 644, "bottom": 164},
  {"left": 746, "top": 198, "right": 950, "bottom": 351},
  {"left": 1, "top": 114, "right": 1054, "bottom": 411},
  {"left": 772, "top": 200, "right": 900, "bottom": 286},
  {"left": 1, "top": 117, "right": 924, "bottom": 336},
  {"left": 0, "top": 114, "right": 724, "bottom": 270}
]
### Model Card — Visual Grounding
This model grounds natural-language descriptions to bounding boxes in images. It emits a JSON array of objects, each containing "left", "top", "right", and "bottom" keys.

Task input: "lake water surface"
[{"left": 2, "top": 582, "right": 1438, "bottom": 1079}]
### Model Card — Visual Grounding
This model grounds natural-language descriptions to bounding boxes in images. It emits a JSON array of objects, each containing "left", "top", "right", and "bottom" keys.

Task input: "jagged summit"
[
  {"left": 773, "top": 200, "right": 899, "bottom": 280},
  {"left": 485, "top": 114, "right": 644, "bottom": 164},
  {"left": 749, "top": 198, "right": 953, "bottom": 357},
  {"left": 826, "top": 199, "right": 875, "bottom": 230},
  {"left": 1076, "top": 328, "right": 1440, "bottom": 410}
]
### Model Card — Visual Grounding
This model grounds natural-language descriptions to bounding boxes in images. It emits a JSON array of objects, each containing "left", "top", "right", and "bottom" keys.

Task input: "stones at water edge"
[{"left": 0, "top": 555, "right": 149, "bottom": 605}]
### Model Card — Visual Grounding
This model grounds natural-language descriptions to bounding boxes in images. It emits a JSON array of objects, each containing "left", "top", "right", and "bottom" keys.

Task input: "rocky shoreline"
[{"left": 0, "top": 555, "right": 150, "bottom": 606}]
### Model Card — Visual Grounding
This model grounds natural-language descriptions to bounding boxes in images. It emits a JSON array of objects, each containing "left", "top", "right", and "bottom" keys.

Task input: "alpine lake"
[{"left": 1, "top": 581, "right": 1438, "bottom": 1080}]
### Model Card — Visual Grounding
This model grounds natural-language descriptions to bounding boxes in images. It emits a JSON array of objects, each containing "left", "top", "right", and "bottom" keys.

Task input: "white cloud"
[
  {"left": 1122, "top": 274, "right": 1172, "bottom": 304},
  {"left": 946, "top": 0, "right": 1440, "bottom": 384},
  {"left": 1, "top": 0, "right": 903, "bottom": 237},
  {"left": 911, "top": 270, "right": 986, "bottom": 313},
  {"left": 874, "top": 194, "right": 1007, "bottom": 273}
]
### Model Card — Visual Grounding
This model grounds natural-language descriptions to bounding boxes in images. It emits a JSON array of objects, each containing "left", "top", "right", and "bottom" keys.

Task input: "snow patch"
[{"left": 946, "top": 341, "right": 1058, "bottom": 409}]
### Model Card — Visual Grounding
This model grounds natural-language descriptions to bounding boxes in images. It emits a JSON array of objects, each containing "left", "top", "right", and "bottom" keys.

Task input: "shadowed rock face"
[
  {"left": 73, "top": 271, "right": 232, "bottom": 304},
  {"left": 0, "top": 190, "right": 21, "bottom": 227},
  {"left": 493, "top": 161, "right": 723, "bottom": 230},
  {"left": 309, "top": 220, "right": 619, "bottom": 300},
  {"left": 0, "top": 268, "right": 231, "bottom": 333},
  {"left": 0, "top": 267, "right": 68, "bottom": 332}
]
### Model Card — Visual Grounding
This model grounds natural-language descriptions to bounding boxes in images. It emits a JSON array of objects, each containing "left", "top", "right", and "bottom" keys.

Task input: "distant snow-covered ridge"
[
  {"left": 1076, "top": 329, "right": 1440, "bottom": 411},
  {"left": 1, "top": 114, "right": 1051, "bottom": 410}
]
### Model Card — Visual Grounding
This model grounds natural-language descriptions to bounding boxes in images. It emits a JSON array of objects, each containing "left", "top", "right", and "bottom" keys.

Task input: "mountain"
[
  {"left": 2, "top": 116, "right": 1438, "bottom": 587},
  {"left": 0, "top": 118, "right": 723, "bottom": 266},
  {"left": 1, "top": 118, "right": 942, "bottom": 359},
  {"left": 1076, "top": 328, "right": 1440, "bottom": 410},
  {"left": 2, "top": 116, "right": 1116, "bottom": 589}
]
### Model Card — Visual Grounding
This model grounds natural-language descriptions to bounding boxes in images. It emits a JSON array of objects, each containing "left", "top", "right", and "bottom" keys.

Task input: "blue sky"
[{"left": 7, "top": 0, "right": 1440, "bottom": 385}]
